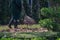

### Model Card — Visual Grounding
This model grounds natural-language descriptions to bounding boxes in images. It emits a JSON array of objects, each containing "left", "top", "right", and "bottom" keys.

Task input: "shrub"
[
  {"left": 0, "top": 38, "right": 21, "bottom": 40},
  {"left": 39, "top": 18, "right": 60, "bottom": 31},
  {"left": 40, "top": 7, "right": 60, "bottom": 31},
  {"left": 41, "top": 7, "right": 54, "bottom": 18},
  {"left": 31, "top": 37, "right": 47, "bottom": 40},
  {"left": 39, "top": 19, "right": 54, "bottom": 30},
  {"left": 40, "top": 7, "right": 60, "bottom": 18}
]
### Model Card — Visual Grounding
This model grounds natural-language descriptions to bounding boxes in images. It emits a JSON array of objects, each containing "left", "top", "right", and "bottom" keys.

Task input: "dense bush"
[
  {"left": 1, "top": 37, "right": 60, "bottom": 40},
  {"left": 41, "top": 7, "right": 54, "bottom": 18},
  {"left": 40, "top": 7, "right": 60, "bottom": 18},
  {"left": 39, "top": 19, "right": 54, "bottom": 30},
  {"left": 0, "top": 37, "right": 47, "bottom": 40},
  {"left": 40, "top": 7, "right": 60, "bottom": 31},
  {"left": 0, "top": 38, "right": 20, "bottom": 40}
]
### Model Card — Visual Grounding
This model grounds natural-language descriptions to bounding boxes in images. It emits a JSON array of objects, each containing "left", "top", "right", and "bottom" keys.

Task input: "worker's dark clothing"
[
  {"left": 8, "top": 0, "right": 31, "bottom": 28},
  {"left": 9, "top": 0, "right": 22, "bottom": 28},
  {"left": 11, "top": 0, "right": 22, "bottom": 20}
]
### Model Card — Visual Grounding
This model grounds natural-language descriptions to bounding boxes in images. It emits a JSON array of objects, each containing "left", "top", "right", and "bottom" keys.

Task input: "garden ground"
[
  {"left": 0, "top": 24, "right": 48, "bottom": 32},
  {"left": 0, "top": 24, "right": 58, "bottom": 40}
]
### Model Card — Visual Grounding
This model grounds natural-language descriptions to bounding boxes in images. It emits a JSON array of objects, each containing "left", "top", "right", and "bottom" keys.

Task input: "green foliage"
[
  {"left": 0, "top": 32, "right": 58, "bottom": 40},
  {"left": 0, "top": 37, "right": 47, "bottom": 40},
  {"left": 39, "top": 19, "right": 53, "bottom": 30},
  {"left": 56, "top": 7, "right": 60, "bottom": 18},
  {"left": 41, "top": 7, "right": 54, "bottom": 18},
  {"left": 39, "top": 19, "right": 60, "bottom": 31},
  {"left": 56, "top": 38, "right": 60, "bottom": 40},
  {"left": 40, "top": 7, "right": 60, "bottom": 31},
  {"left": 53, "top": 24, "right": 60, "bottom": 31},
  {"left": 41, "top": 7, "right": 60, "bottom": 18},
  {"left": 31, "top": 37, "right": 47, "bottom": 40},
  {"left": 0, "top": 38, "right": 20, "bottom": 40}
]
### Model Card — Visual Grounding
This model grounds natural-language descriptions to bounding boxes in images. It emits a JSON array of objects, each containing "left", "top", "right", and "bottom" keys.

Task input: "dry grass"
[{"left": 0, "top": 24, "right": 41, "bottom": 30}]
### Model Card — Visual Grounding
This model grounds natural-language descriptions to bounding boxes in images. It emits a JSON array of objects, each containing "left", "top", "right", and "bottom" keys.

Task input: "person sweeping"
[{"left": 8, "top": 0, "right": 22, "bottom": 31}]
